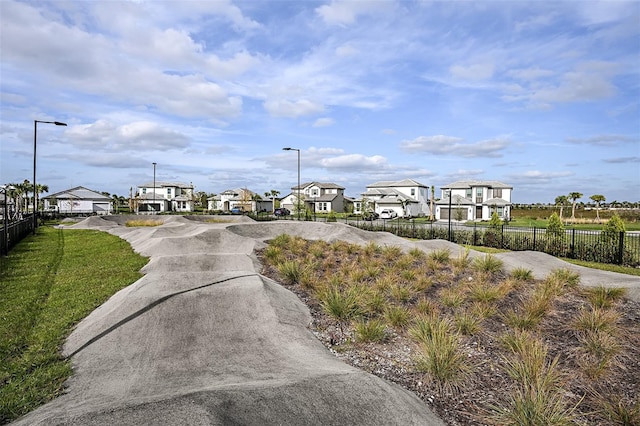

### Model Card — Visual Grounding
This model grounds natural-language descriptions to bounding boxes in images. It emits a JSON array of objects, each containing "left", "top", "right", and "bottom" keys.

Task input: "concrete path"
[{"left": 12, "top": 216, "right": 639, "bottom": 425}]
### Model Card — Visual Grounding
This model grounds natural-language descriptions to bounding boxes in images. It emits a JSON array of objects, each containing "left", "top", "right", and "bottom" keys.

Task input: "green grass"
[{"left": 0, "top": 226, "right": 148, "bottom": 423}]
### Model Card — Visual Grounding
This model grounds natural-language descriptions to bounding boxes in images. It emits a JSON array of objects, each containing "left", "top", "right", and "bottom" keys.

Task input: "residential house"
[
  {"left": 435, "top": 180, "right": 513, "bottom": 221},
  {"left": 43, "top": 186, "right": 112, "bottom": 215},
  {"left": 207, "top": 188, "right": 272, "bottom": 213},
  {"left": 136, "top": 181, "right": 194, "bottom": 213},
  {"left": 358, "top": 179, "right": 430, "bottom": 217},
  {"left": 281, "top": 182, "right": 346, "bottom": 214}
]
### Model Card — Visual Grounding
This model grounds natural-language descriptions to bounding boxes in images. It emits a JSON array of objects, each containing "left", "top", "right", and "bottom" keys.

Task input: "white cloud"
[
  {"left": 66, "top": 120, "right": 190, "bottom": 151},
  {"left": 263, "top": 99, "right": 325, "bottom": 118},
  {"left": 312, "top": 117, "right": 335, "bottom": 127},
  {"left": 400, "top": 135, "right": 510, "bottom": 158},
  {"left": 315, "top": 1, "right": 393, "bottom": 26},
  {"left": 319, "top": 154, "right": 387, "bottom": 169},
  {"left": 566, "top": 134, "right": 636, "bottom": 146},
  {"left": 450, "top": 62, "right": 495, "bottom": 81}
]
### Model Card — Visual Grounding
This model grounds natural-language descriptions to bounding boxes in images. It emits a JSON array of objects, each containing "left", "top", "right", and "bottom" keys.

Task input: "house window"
[
  {"left": 411, "top": 188, "right": 415, "bottom": 196},
  {"left": 167, "top": 188, "right": 172, "bottom": 196},
  {"left": 312, "top": 189, "right": 319, "bottom": 196},
  {"left": 476, "top": 188, "right": 483, "bottom": 202},
  {"left": 498, "top": 206, "right": 504, "bottom": 217},
  {"left": 142, "top": 188, "right": 146, "bottom": 194},
  {"left": 466, "top": 189, "right": 472, "bottom": 199},
  {"left": 493, "top": 188, "right": 502, "bottom": 198},
  {"left": 320, "top": 202, "right": 328, "bottom": 211}
]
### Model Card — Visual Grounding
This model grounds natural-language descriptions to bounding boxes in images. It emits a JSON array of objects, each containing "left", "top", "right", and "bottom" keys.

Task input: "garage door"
[{"left": 441, "top": 208, "right": 468, "bottom": 220}]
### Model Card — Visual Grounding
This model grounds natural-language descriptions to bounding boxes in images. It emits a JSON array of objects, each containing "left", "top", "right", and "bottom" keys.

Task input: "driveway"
[{"left": 12, "top": 216, "right": 639, "bottom": 425}]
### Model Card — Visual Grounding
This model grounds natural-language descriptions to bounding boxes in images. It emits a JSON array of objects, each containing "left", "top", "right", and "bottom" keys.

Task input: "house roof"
[
  {"left": 366, "top": 179, "right": 427, "bottom": 189},
  {"left": 138, "top": 181, "right": 193, "bottom": 189},
  {"left": 435, "top": 195, "right": 476, "bottom": 205},
  {"left": 309, "top": 194, "right": 338, "bottom": 202},
  {"left": 43, "top": 186, "right": 110, "bottom": 201},
  {"left": 220, "top": 188, "right": 265, "bottom": 200},
  {"left": 483, "top": 197, "right": 511, "bottom": 206},
  {"left": 292, "top": 181, "right": 345, "bottom": 190},
  {"left": 362, "top": 188, "right": 417, "bottom": 202},
  {"left": 442, "top": 180, "right": 512, "bottom": 189}
]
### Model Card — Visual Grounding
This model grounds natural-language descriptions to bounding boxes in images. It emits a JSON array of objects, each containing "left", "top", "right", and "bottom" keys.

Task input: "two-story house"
[
  {"left": 207, "top": 188, "right": 272, "bottom": 213},
  {"left": 136, "top": 181, "right": 194, "bottom": 213},
  {"left": 358, "top": 179, "right": 430, "bottom": 217},
  {"left": 280, "top": 182, "right": 346, "bottom": 214},
  {"left": 435, "top": 180, "right": 513, "bottom": 221}
]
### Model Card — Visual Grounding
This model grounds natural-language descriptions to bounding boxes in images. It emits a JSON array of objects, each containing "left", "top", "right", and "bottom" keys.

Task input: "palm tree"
[
  {"left": 268, "top": 189, "right": 280, "bottom": 212},
  {"left": 399, "top": 198, "right": 411, "bottom": 218},
  {"left": 568, "top": 192, "right": 583, "bottom": 220},
  {"left": 590, "top": 194, "right": 605, "bottom": 221},
  {"left": 430, "top": 185, "right": 435, "bottom": 221},
  {"left": 554, "top": 195, "right": 568, "bottom": 220}
]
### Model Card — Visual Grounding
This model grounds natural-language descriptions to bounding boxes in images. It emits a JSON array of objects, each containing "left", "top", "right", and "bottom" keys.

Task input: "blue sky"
[{"left": 1, "top": 0, "right": 638, "bottom": 204}]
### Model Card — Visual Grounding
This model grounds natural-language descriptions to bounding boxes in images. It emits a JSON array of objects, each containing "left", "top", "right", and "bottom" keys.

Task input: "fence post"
[
  {"left": 617, "top": 231, "right": 625, "bottom": 265},
  {"left": 473, "top": 222, "right": 477, "bottom": 246},
  {"left": 533, "top": 227, "right": 536, "bottom": 250},
  {"left": 570, "top": 229, "right": 576, "bottom": 259},
  {"left": 501, "top": 224, "right": 504, "bottom": 249}
]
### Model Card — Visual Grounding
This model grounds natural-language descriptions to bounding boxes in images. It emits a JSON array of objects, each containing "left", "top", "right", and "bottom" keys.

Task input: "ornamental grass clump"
[
  {"left": 354, "top": 318, "right": 386, "bottom": 343},
  {"left": 276, "top": 260, "right": 304, "bottom": 285},
  {"left": 472, "top": 254, "right": 503, "bottom": 276},
  {"left": 413, "top": 317, "right": 471, "bottom": 392},
  {"left": 125, "top": 219, "right": 163, "bottom": 227},
  {"left": 490, "top": 333, "right": 576, "bottom": 425},
  {"left": 318, "top": 285, "right": 361, "bottom": 333},
  {"left": 384, "top": 304, "right": 411, "bottom": 328},
  {"left": 584, "top": 286, "right": 626, "bottom": 309}
]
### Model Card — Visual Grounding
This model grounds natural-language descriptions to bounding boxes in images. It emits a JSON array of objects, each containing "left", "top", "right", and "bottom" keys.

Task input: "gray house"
[{"left": 43, "top": 186, "right": 112, "bottom": 215}]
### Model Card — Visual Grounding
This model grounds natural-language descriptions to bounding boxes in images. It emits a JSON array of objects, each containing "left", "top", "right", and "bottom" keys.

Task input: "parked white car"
[{"left": 379, "top": 209, "right": 398, "bottom": 219}]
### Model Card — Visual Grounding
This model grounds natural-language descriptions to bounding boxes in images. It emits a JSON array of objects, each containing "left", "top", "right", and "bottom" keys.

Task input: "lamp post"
[
  {"left": 282, "top": 147, "right": 300, "bottom": 220},
  {"left": 1, "top": 185, "right": 15, "bottom": 256},
  {"left": 152, "top": 162, "right": 157, "bottom": 215},
  {"left": 33, "top": 120, "right": 67, "bottom": 234}
]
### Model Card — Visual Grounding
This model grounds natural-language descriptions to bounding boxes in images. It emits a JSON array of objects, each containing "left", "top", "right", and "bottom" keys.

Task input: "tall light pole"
[
  {"left": 152, "top": 162, "right": 157, "bottom": 215},
  {"left": 282, "top": 147, "right": 300, "bottom": 220},
  {"left": 1, "top": 185, "right": 15, "bottom": 256},
  {"left": 34, "top": 120, "right": 67, "bottom": 234}
]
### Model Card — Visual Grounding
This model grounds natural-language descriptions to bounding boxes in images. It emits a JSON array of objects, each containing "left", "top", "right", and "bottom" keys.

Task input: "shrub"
[{"left": 511, "top": 267, "right": 533, "bottom": 281}]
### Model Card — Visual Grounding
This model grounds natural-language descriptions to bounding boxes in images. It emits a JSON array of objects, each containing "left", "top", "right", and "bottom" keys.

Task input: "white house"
[
  {"left": 358, "top": 179, "right": 430, "bottom": 217},
  {"left": 281, "top": 182, "right": 346, "bottom": 214},
  {"left": 43, "top": 186, "right": 112, "bottom": 215},
  {"left": 207, "top": 188, "right": 272, "bottom": 213},
  {"left": 136, "top": 181, "right": 194, "bottom": 213},
  {"left": 435, "top": 180, "right": 513, "bottom": 221}
]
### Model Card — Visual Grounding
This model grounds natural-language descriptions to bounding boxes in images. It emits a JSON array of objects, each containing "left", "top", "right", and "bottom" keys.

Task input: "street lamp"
[
  {"left": 33, "top": 120, "right": 67, "bottom": 234},
  {"left": 152, "top": 162, "right": 157, "bottom": 215},
  {"left": 1, "top": 185, "right": 15, "bottom": 256},
  {"left": 282, "top": 147, "right": 301, "bottom": 220}
]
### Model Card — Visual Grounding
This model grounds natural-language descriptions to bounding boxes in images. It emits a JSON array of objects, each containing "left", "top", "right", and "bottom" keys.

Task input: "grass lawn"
[{"left": 0, "top": 226, "right": 148, "bottom": 424}]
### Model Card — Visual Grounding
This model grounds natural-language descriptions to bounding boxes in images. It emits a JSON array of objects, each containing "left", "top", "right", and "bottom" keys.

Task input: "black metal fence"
[
  {"left": 0, "top": 215, "right": 35, "bottom": 256},
  {"left": 346, "top": 219, "right": 640, "bottom": 267}
]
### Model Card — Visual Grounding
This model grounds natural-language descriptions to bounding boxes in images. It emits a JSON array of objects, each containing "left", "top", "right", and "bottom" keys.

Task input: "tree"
[
  {"left": 265, "top": 189, "right": 280, "bottom": 213},
  {"left": 399, "top": 198, "right": 411, "bottom": 218},
  {"left": 602, "top": 213, "right": 625, "bottom": 243},
  {"left": 590, "top": 194, "right": 606, "bottom": 221},
  {"left": 546, "top": 212, "right": 565, "bottom": 238},
  {"left": 568, "top": 192, "right": 583, "bottom": 220},
  {"left": 554, "top": 195, "right": 568, "bottom": 220},
  {"left": 430, "top": 185, "right": 435, "bottom": 221}
]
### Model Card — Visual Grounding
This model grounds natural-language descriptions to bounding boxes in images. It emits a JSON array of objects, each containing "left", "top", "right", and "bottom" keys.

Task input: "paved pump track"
[{"left": 12, "top": 216, "right": 640, "bottom": 425}]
